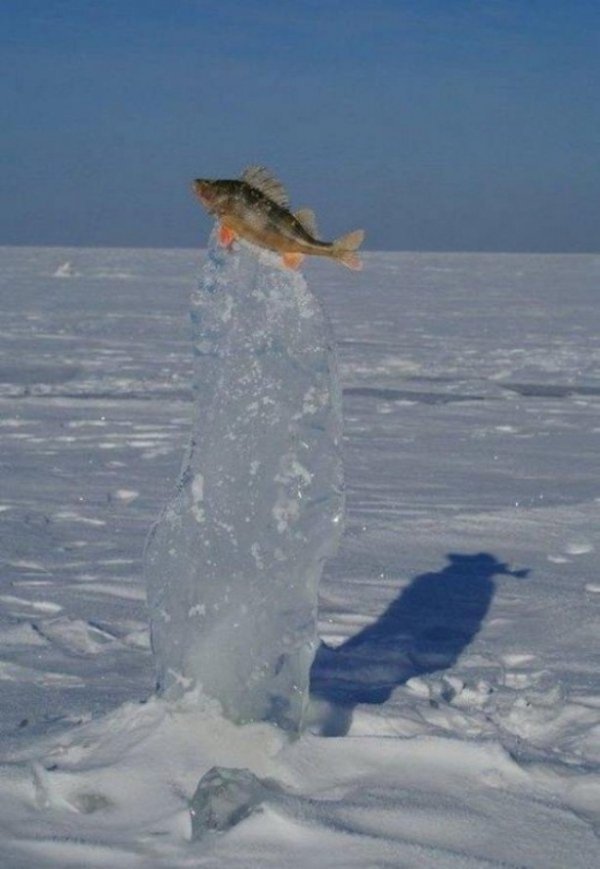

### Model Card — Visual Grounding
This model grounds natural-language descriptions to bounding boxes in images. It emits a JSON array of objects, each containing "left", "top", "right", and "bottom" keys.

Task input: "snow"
[
  {"left": 0, "top": 245, "right": 599, "bottom": 865},
  {"left": 145, "top": 235, "right": 344, "bottom": 731}
]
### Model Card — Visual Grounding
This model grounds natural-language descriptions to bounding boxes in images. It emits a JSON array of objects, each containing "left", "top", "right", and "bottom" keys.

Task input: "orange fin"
[
  {"left": 282, "top": 252, "right": 305, "bottom": 270},
  {"left": 218, "top": 224, "right": 237, "bottom": 248}
]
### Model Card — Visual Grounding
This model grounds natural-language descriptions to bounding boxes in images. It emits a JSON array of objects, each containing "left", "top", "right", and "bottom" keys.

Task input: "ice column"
[{"left": 145, "top": 234, "right": 344, "bottom": 731}]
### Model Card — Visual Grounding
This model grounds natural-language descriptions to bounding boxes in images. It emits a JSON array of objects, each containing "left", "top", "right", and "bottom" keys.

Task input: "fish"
[{"left": 192, "top": 166, "right": 364, "bottom": 271}]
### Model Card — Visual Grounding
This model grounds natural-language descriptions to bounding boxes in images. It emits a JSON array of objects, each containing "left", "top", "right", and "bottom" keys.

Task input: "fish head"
[{"left": 192, "top": 179, "right": 230, "bottom": 215}]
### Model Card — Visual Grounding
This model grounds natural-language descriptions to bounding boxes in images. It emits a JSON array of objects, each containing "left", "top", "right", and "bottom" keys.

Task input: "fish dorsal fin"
[
  {"left": 241, "top": 166, "right": 289, "bottom": 208},
  {"left": 294, "top": 208, "right": 318, "bottom": 238}
]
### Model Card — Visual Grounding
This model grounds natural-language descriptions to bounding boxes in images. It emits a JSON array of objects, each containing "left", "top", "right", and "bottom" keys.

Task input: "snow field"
[{"left": 0, "top": 246, "right": 598, "bottom": 866}]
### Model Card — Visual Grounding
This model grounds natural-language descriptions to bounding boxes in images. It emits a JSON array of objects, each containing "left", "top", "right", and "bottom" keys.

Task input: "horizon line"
[{"left": 1, "top": 242, "right": 598, "bottom": 257}]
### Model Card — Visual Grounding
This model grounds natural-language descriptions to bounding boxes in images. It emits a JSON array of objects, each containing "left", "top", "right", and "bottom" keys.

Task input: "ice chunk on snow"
[
  {"left": 114, "top": 488, "right": 139, "bottom": 504},
  {"left": 145, "top": 235, "right": 344, "bottom": 731},
  {"left": 189, "top": 766, "right": 283, "bottom": 840},
  {"left": 53, "top": 261, "right": 77, "bottom": 278}
]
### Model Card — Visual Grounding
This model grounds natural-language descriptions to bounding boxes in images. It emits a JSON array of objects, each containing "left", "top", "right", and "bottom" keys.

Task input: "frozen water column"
[{"left": 145, "top": 235, "right": 344, "bottom": 731}]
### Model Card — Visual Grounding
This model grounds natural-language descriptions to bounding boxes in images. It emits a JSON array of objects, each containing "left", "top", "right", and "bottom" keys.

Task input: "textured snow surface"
[
  {"left": 0, "top": 246, "right": 599, "bottom": 866},
  {"left": 145, "top": 236, "right": 343, "bottom": 730}
]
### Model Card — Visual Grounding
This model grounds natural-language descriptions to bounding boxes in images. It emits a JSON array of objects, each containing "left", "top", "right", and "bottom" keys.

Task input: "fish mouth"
[{"left": 192, "top": 180, "right": 217, "bottom": 210}]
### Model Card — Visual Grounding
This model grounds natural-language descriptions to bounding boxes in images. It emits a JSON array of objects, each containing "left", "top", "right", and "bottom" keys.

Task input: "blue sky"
[{"left": 1, "top": 0, "right": 598, "bottom": 251}]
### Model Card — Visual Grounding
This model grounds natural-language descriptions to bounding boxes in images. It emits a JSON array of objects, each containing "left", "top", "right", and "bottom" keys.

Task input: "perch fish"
[{"left": 193, "top": 166, "right": 364, "bottom": 270}]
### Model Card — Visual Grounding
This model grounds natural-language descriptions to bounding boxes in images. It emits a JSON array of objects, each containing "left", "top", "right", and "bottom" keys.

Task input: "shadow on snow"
[{"left": 310, "top": 552, "right": 529, "bottom": 736}]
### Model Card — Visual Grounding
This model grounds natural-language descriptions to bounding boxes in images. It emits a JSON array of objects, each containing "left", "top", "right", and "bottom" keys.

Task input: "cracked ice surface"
[{"left": 145, "top": 235, "right": 344, "bottom": 731}]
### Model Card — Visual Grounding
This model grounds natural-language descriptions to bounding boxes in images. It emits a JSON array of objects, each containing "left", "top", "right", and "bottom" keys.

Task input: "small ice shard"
[
  {"left": 189, "top": 766, "right": 283, "bottom": 840},
  {"left": 114, "top": 488, "right": 139, "bottom": 504},
  {"left": 53, "top": 261, "right": 76, "bottom": 278},
  {"left": 145, "top": 233, "right": 344, "bottom": 731}
]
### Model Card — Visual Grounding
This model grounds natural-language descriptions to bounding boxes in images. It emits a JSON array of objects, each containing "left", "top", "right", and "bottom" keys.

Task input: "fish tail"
[{"left": 332, "top": 229, "right": 364, "bottom": 271}]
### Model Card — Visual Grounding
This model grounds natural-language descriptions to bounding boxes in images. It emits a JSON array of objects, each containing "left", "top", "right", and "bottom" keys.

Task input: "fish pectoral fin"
[
  {"left": 218, "top": 224, "right": 237, "bottom": 248},
  {"left": 282, "top": 252, "right": 305, "bottom": 270}
]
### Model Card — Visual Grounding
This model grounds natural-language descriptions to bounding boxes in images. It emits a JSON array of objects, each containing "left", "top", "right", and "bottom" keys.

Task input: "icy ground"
[{"left": 0, "top": 246, "right": 599, "bottom": 867}]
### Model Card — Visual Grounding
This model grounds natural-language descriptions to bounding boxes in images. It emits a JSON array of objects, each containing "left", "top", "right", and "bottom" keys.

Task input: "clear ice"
[
  {"left": 145, "top": 234, "right": 344, "bottom": 731},
  {"left": 189, "top": 766, "right": 283, "bottom": 840}
]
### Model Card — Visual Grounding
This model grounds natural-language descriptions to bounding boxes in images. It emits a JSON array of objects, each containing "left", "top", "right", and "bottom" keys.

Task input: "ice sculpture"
[{"left": 145, "top": 233, "right": 344, "bottom": 731}]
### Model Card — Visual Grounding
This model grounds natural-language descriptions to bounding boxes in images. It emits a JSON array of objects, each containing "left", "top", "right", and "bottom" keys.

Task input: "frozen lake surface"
[{"left": 0, "top": 246, "right": 599, "bottom": 866}]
